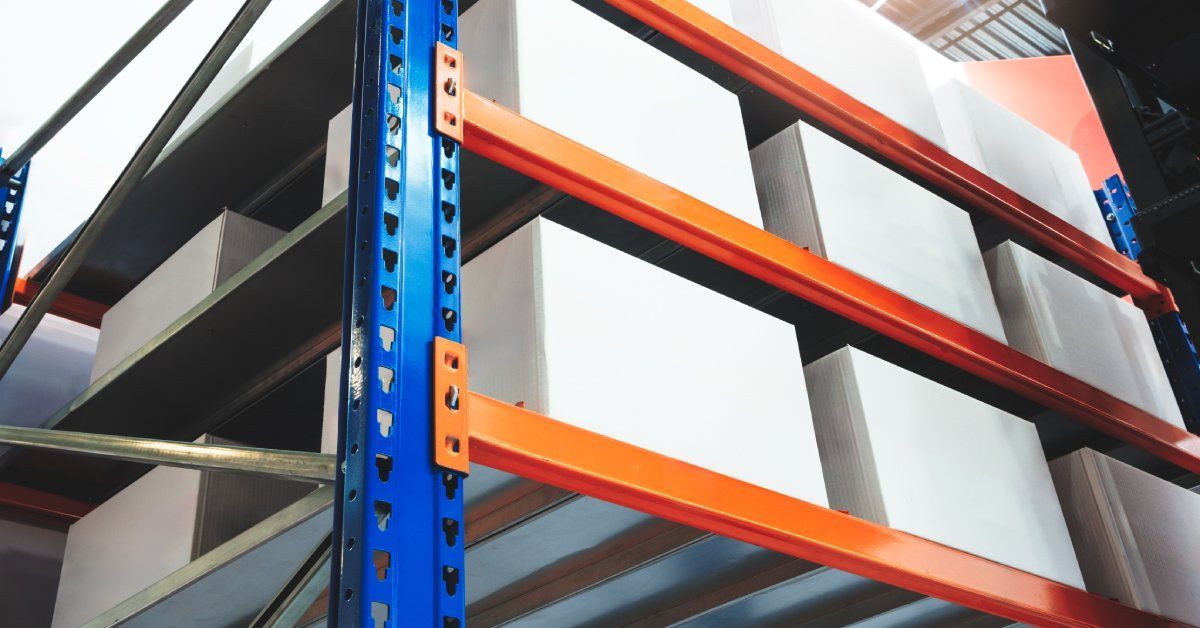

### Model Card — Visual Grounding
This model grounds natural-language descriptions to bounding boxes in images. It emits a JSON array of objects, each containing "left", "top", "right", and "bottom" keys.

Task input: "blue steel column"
[
  {"left": 331, "top": 0, "right": 463, "bottom": 625},
  {"left": 0, "top": 151, "right": 30, "bottom": 312}
]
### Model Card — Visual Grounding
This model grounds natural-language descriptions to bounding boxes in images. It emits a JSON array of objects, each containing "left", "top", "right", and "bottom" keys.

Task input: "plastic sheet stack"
[
  {"left": 1051, "top": 448, "right": 1200, "bottom": 625},
  {"left": 463, "top": 217, "right": 829, "bottom": 507},
  {"left": 729, "top": 0, "right": 947, "bottom": 148},
  {"left": 984, "top": 241, "right": 1185, "bottom": 428},
  {"left": 933, "top": 79, "right": 1112, "bottom": 246},
  {"left": 805, "top": 346, "right": 1086, "bottom": 588},
  {"left": 751, "top": 120, "right": 1008, "bottom": 342},
  {"left": 462, "top": 0, "right": 763, "bottom": 226}
]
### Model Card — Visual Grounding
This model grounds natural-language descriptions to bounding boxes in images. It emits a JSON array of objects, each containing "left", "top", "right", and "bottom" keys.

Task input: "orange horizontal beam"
[
  {"left": 605, "top": 0, "right": 1172, "bottom": 315},
  {"left": 0, "top": 479, "right": 92, "bottom": 521},
  {"left": 468, "top": 392, "right": 1180, "bottom": 627},
  {"left": 12, "top": 277, "right": 107, "bottom": 328},
  {"left": 461, "top": 90, "right": 1200, "bottom": 474}
]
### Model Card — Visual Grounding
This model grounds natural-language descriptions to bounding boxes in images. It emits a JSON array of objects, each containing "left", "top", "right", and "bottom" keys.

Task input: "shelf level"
[
  {"left": 605, "top": 0, "right": 1172, "bottom": 315},
  {"left": 466, "top": 392, "right": 1176, "bottom": 627}
]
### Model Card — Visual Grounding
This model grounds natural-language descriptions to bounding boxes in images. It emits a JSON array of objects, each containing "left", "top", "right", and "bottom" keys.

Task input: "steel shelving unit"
[{"left": 3, "top": 0, "right": 1200, "bottom": 626}]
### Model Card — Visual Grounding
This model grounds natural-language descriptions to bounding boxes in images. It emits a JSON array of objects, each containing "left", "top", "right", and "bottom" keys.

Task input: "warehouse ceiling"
[{"left": 859, "top": 0, "right": 1069, "bottom": 61}]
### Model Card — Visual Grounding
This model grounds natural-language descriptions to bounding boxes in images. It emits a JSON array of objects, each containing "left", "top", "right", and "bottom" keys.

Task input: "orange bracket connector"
[
  {"left": 434, "top": 337, "right": 469, "bottom": 474},
  {"left": 435, "top": 42, "right": 464, "bottom": 144}
]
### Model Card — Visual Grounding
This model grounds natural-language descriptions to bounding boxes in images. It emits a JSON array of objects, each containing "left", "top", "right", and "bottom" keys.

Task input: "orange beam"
[
  {"left": 468, "top": 392, "right": 1180, "bottom": 627},
  {"left": 461, "top": 90, "right": 1200, "bottom": 474},
  {"left": 605, "top": 0, "right": 1173, "bottom": 315},
  {"left": 0, "top": 480, "right": 92, "bottom": 521},
  {"left": 12, "top": 277, "right": 107, "bottom": 328}
]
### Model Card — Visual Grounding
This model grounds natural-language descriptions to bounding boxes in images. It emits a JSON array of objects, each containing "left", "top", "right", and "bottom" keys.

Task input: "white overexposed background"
[{"left": 0, "top": 0, "right": 331, "bottom": 274}]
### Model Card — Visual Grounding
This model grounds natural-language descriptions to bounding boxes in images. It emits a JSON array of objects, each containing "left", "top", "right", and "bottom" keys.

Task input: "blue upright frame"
[
  {"left": 331, "top": 0, "right": 464, "bottom": 625},
  {"left": 0, "top": 150, "right": 30, "bottom": 313}
]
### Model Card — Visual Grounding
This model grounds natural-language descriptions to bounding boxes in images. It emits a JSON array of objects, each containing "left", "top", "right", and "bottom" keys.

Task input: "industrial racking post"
[
  {"left": 0, "top": 151, "right": 30, "bottom": 311},
  {"left": 331, "top": 0, "right": 464, "bottom": 625}
]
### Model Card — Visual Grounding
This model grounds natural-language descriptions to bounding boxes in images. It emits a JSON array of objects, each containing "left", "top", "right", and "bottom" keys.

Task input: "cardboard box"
[
  {"left": 934, "top": 80, "right": 1113, "bottom": 246},
  {"left": 805, "top": 347, "right": 1085, "bottom": 588},
  {"left": 752, "top": 120, "right": 1008, "bottom": 342},
  {"left": 984, "top": 241, "right": 1184, "bottom": 429},
  {"left": 729, "top": 0, "right": 947, "bottom": 148},
  {"left": 461, "top": 0, "right": 763, "bottom": 227},
  {"left": 462, "top": 217, "right": 828, "bottom": 506},
  {"left": 91, "top": 210, "right": 283, "bottom": 382},
  {"left": 1051, "top": 448, "right": 1200, "bottom": 625},
  {"left": 51, "top": 435, "right": 314, "bottom": 628},
  {"left": 0, "top": 306, "right": 97, "bottom": 428}
]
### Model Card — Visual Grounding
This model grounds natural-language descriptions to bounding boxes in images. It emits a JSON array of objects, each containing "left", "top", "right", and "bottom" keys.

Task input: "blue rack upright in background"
[
  {"left": 1096, "top": 174, "right": 1200, "bottom": 434},
  {"left": 0, "top": 149, "right": 29, "bottom": 313}
]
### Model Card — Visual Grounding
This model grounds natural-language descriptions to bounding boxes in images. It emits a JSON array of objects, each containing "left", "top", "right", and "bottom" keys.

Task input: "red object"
[
  {"left": 461, "top": 89, "right": 1200, "bottom": 474},
  {"left": 0, "top": 480, "right": 92, "bottom": 521},
  {"left": 602, "top": 0, "right": 1171, "bottom": 315},
  {"left": 11, "top": 277, "right": 107, "bottom": 328},
  {"left": 468, "top": 392, "right": 1181, "bottom": 627}
]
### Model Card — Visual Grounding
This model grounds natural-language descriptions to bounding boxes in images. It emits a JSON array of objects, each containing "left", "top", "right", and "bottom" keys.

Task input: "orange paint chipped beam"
[{"left": 12, "top": 277, "right": 107, "bottom": 328}]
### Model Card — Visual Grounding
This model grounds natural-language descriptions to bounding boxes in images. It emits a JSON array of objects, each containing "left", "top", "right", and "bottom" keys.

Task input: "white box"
[
  {"left": 805, "top": 347, "right": 1085, "bottom": 588},
  {"left": 91, "top": 210, "right": 284, "bottom": 382},
  {"left": 51, "top": 435, "right": 313, "bottom": 628},
  {"left": 461, "top": 0, "right": 763, "bottom": 227},
  {"left": 752, "top": 121, "right": 1008, "bottom": 342},
  {"left": 0, "top": 306, "right": 97, "bottom": 428},
  {"left": 322, "top": 105, "right": 352, "bottom": 206},
  {"left": 933, "top": 80, "right": 1112, "bottom": 246},
  {"left": 463, "top": 217, "right": 828, "bottom": 506},
  {"left": 729, "top": 0, "right": 947, "bottom": 148},
  {"left": 984, "top": 241, "right": 1184, "bottom": 428},
  {"left": 1051, "top": 448, "right": 1200, "bottom": 625}
]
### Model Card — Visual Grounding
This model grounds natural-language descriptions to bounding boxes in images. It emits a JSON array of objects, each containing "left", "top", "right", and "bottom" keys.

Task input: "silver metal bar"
[
  {"left": 0, "top": 0, "right": 197, "bottom": 179},
  {"left": 0, "top": 0, "right": 275, "bottom": 381},
  {"left": 250, "top": 535, "right": 332, "bottom": 628},
  {"left": 0, "top": 425, "right": 334, "bottom": 483}
]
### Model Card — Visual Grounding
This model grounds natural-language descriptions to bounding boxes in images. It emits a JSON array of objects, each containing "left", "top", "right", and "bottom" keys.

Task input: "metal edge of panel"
[{"left": 81, "top": 485, "right": 334, "bottom": 627}]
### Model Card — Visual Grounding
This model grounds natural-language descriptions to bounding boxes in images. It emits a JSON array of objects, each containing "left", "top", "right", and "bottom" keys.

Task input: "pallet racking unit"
[{"left": 2, "top": 0, "right": 1199, "bottom": 625}]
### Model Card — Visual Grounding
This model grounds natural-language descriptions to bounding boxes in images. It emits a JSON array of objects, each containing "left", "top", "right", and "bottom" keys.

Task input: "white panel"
[
  {"left": 985, "top": 241, "right": 1184, "bottom": 428},
  {"left": 463, "top": 218, "right": 828, "bottom": 506},
  {"left": 805, "top": 347, "right": 1086, "bottom": 588},
  {"left": 0, "top": 306, "right": 97, "bottom": 428},
  {"left": 91, "top": 211, "right": 284, "bottom": 382},
  {"left": 935, "top": 80, "right": 1113, "bottom": 248},
  {"left": 1051, "top": 449, "right": 1200, "bottom": 625},
  {"left": 752, "top": 121, "right": 1007, "bottom": 342},
  {"left": 731, "top": 0, "right": 947, "bottom": 148},
  {"left": 319, "top": 347, "right": 341, "bottom": 455},
  {"left": 322, "top": 105, "right": 353, "bottom": 206},
  {"left": 53, "top": 466, "right": 203, "bottom": 628},
  {"left": 461, "top": 0, "right": 763, "bottom": 227}
]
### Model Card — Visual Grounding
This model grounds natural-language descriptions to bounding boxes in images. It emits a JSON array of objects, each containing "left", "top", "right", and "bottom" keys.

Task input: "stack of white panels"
[
  {"left": 463, "top": 217, "right": 829, "bottom": 506},
  {"left": 51, "top": 435, "right": 313, "bottom": 628},
  {"left": 1051, "top": 448, "right": 1200, "bottom": 625},
  {"left": 461, "top": 0, "right": 763, "bottom": 226},
  {"left": 728, "top": 0, "right": 947, "bottom": 148},
  {"left": 751, "top": 121, "right": 1008, "bottom": 342},
  {"left": 91, "top": 210, "right": 283, "bottom": 382},
  {"left": 984, "top": 241, "right": 1185, "bottom": 428},
  {"left": 805, "top": 347, "right": 1085, "bottom": 588},
  {"left": 0, "top": 306, "right": 96, "bottom": 429},
  {"left": 933, "top": 80, "right": 1112, "bottom": 246}
]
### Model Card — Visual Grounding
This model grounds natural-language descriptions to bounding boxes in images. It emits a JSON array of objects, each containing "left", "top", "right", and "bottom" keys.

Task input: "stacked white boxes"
[
  {"left": 984, "top": 241, "right": 1185, "bottom": 429},
  {"left": 805, "top": 347, "right": 1086, "bottom": 588},
  {"left": 51, "top": 436, "right": 314, "bottom": 628},
  {"left": 0, "top": 306, "right": 97, "bottom": 429},
  {"left": 729, "top": 0, "right": 948, "bottom": 148},
  {"left": 463, "top": 218, "right": 829, "bottom": 507},
  {"left": 1051, "top": 448, "right": 1200, "bottom": 625},
  {"left": 461, "top": 0, "right": 763, "bottom": 226},
  {"left": 933, "top": 80, "right": 1112, "bottom": 246},
  {"left": 751, "top": 120, "right": 1008, "bottom": 342},
  {"left": 90, "top": 210, "right": 284, "bottom": 382}
]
